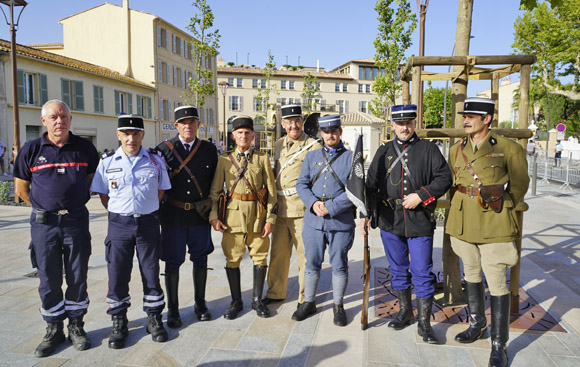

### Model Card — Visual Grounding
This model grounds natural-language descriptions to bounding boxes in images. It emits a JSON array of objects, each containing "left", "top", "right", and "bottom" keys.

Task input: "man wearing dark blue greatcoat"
[{"left": 292, "top": 114, "right": 355, "bottom": 326}]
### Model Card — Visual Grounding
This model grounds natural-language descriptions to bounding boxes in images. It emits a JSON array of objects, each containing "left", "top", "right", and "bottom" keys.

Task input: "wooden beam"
[
  {"left": 415, "top": 128, "right": 533, "bottom": 139},
  {"left": 408, "top": 55, "right": 537, "bottom": 66},
  {"left": 412, "top": 66, "right": 421, "bottom": 107}
]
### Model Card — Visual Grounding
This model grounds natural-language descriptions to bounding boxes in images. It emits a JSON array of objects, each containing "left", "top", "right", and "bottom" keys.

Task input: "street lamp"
[
  {"left": 218, "top": 81, "right": 229, "bottom": 152},
  {"left": 0, "top": 0, "right": 27, "bottom": 158}
]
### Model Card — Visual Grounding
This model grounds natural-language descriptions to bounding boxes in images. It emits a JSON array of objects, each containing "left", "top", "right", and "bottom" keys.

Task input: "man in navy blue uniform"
[
  {"left": 90, "top": 115, "right": 171, "bottom": 349},
  {"left": 292, "top": 115, "right": 355, "bottom": 326},
  {"left": 156, "top": 106, "right": 217, "bottom": 327},
  {"left": 14, "top": 100, "right": 99, "bottom": 357},
  {"left": 361, "top": 104, "right": 452, "bottom": 343}
]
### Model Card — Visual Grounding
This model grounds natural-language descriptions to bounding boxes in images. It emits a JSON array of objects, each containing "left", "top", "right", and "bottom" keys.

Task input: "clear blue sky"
[{"left": 0, "top": 0, "right": 528, "bottom": 95}]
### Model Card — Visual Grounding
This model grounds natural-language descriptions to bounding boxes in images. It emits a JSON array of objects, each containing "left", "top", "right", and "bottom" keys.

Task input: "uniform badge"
[
  {"left": 111, "top": 180, "right": 118, "bottom": 189},
  {"left": 37, "top": 156, "right": 47, "bottom": 164}
]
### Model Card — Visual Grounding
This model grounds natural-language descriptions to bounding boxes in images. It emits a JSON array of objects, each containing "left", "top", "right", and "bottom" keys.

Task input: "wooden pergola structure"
[{"left": 397, "top": 55, "right": 537, "bottom": 312}]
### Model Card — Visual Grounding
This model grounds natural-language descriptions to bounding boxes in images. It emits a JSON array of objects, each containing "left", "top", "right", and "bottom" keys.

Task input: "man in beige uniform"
[
  {"left": 264, "top": 105, "right": 321, "bottom": 307},
  {"left": 209, "top": 116, "right": 277, "bottom": 319},
  {"left": 446, "top": 97, "right": 529, "bottom": 367}
]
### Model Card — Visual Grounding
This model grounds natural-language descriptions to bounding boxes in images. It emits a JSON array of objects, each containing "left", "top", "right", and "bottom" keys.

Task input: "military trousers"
[
  {"left": 161, "top": 223, "right": 214, "bottom": 273},
  {"left": 303, "top": 226, "right": 354, "bottom": 276},
  {"left": 221, "top": 232, "right": 270, "bottom": 268},
  {"left": 450, "top": 236, "right": 519, "bottom": 296},
  {"left": 380, "top": 230, "right": 436, "bottom": 299},
  {"left": 30, "top": 207, "right": 91, "bottom": 323},
  {"left": 105, "top": 212, "right": 165, "bottom": 315},
  {"left": 266, "top": 217, "right": 306, "bottom": 302}
]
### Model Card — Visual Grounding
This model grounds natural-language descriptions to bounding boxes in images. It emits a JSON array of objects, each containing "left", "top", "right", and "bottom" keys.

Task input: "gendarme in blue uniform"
[{"left": 13, "top": 131, "right": 99, "bottom": 323}]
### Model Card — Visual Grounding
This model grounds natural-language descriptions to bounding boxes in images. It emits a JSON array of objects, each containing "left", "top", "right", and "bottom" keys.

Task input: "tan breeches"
[{"left": 222, "top": 232, "right": 270, "bottom": 268}]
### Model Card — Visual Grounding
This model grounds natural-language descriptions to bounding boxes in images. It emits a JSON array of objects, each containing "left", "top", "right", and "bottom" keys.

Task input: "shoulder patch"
[
  {"left": 101, "top": 150, "right": 115, "bottom": 159},
  {"left": 489, "top": 137, "right": 497, "bottom": 146},
  {"left": 461, "top": 138, "right": 468, "bottom": 147},
  {"left": 148, "top": 147, "right": 163, "bottom": 157}
]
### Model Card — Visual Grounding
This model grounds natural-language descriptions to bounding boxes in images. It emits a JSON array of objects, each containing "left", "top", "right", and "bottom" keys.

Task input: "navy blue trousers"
[
  {"left": 380, "top": 230, "right": 436, "bottom": 299},
  {"left": 105, "top": 212, "right": 165, "bottom": 316},
  {"left": 303, "top": 226, "right": 354, "bottom": 276},
  {"left": 161, "top": 223, "right": 214, "bottom": 273},
  {"left": 30, "top": 207, "right": 91, "bottom": 323}
]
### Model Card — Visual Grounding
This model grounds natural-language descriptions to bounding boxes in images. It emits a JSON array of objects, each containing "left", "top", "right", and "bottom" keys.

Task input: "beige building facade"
[{"left": 477, "top": 78, "right": 521, "bottom": 127}]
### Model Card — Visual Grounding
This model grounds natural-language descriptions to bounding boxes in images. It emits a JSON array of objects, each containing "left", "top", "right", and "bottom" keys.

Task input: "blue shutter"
[
  {"left": 136, "top": 94, "right": 142, "bottom": 116},
  {"left": 114, "top": 90, "right": 120, "bottom": 115},
  {"left": 128, "top": 93, "right": 133, "bottom": 114},
  {"left": 73, "top": 80, "right": 84, "bottom": 111},
  {"left": 17, "top": 70, "right": 25, "bottom": 104},
  {"left": 147, "top": 97, "right": 152, "bottom": 118}
]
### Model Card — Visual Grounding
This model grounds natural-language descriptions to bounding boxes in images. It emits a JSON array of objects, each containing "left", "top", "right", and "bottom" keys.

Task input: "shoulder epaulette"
[
  {"left": 148, "top": 147, "right": 163, "bottom": 157},
  {"left": 489, "top": 136, "right": 497, "bottom": 146},
  {"left": 101, "top": 150, "right": 115, "bottom": 159}
]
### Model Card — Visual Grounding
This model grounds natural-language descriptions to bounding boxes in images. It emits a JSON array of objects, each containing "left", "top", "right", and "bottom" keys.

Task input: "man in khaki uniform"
[
  {"left": 446, "top": 97, "right": 529, "bottom": 367},
  {"left": 209, "top": 116, "right": 277, "bottom": 319},
  {"left": 264, "top": 104, "right": 321, "bottom": 307}
]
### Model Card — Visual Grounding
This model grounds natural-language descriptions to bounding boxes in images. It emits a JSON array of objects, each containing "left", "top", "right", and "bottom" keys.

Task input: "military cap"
[
  {"left": 318, "top": 114, "right": 341, "bottom": 131},
  {"left": 392, "top": 104, "right": 417, "bottom": 122},
  {"left": 232, "top": 115, "right": 254, "bottom": 131},
  {"left": 281, "top": 104, "right": 302, "bottom": 119},
  {"left": 458, "top": 97, "right": 495, "bottom": 116},
  {"left": 117, "top": 114, "right": 144, "bottom": 131},
  {"left": 174, "top": 105, "right": 199, "bottom": 122}
]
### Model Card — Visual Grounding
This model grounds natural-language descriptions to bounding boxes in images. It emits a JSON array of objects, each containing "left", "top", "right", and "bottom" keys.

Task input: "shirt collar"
[
  {"left": 179, "top": 136, "right": 196, "bottom": 148},
  {"left": 114, "top": 146, "right": 147, "bottom": 159},
  {"left": 323, "top": 141, "right": 345, "bottom": 154},
  {"left": 395, "top": 133, "right": 418, "bottom": 145},
  {"left": 40, "top": 131, "right": 74, "bottom": 147}
]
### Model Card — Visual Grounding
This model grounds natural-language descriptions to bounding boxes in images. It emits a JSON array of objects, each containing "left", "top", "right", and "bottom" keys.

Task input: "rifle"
[{"left": 361, "top": 223, "right": 371, "bottom": 330}]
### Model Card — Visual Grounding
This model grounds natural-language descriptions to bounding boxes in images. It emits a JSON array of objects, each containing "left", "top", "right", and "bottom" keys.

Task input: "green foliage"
[
  {"left": 254, "top": 50, "right": 279, "bottom": 129},
  {"left": 520, "top": 0, "right": 563, "bottom": 11},
  {"left": 423, "top": 83, "right": 452, "bottom": 128},
  {"left": 499, "top": 121, "right": 514, "bottom": 129},
  {"left": 186, "top": 0, "right": 221, "bottom": 107},
  {"left": 0, "top": 181, "right": 10, "bottom": 202},
  {"left": 371, "top": 0, "right": 417, "bottom": 120},
  {"left": 301, "top": 73, "right": 322, "bottom": 114}
]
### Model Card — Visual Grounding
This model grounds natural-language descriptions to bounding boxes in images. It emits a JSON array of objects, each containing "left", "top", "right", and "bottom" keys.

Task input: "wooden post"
[
  {"left": 518, "top": 64, "right": 531, "bottom": 148},
  {"left": 491, "top": 72, "right": 499, "bottom": 128},
  {"left": 412, "top": 66, "right": 421, "bottom": 114},
  {"left": 402, "top": 79, "right": 410, "bottom": 104}
]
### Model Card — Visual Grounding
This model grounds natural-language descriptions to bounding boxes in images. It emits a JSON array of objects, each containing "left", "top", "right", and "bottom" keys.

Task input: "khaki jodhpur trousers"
[{"left": 222, "top": 232, "right": 270, "bottom": 268}]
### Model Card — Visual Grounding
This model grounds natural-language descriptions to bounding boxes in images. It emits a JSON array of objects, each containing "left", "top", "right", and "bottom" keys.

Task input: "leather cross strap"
[
  {"left": 460, "top": 141, "right": 483, "bottom": 188},
  {"left": 311, "top": 149, "right": 344, "bottom": 187},
  {"left": 276, "top": 138, "right": 320, "bottom": 181},
  {"left": 392, "top": 141, "right": 418, "bottom": 190},
  {"left": 227, "top": 153, "right": 252, "bottom": 196},
  {"left": 164, "top": 140, "right": 204, "bottom": 198}
]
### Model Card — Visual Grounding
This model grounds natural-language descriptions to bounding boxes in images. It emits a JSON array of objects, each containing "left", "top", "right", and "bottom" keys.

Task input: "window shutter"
[
  {"left": 240, "top": 96, "right": 244, "bottom": 111},
  {"left": 128, "top": 93, "right": 133, "bottom": 114},
  {"left": 16, "top": 70, "right": 25, "bottom": 104},
  {"left": 166, "top": 64, "right": 170, "bottom": 84},
  {"left": 94, "top": 85, "right": 100, "bottom": 113},
  {"left": 228, "top": 96, "right": 232, "bottom": 110},
  {"left": 136, "top": 94, "right": 142, "bottom": 116},
  {"left": 345, "top": 100, "right": 349, "bottom": 114},
  {"left": 115, "top": 90, "right": 120, "bottom": 115},
  {"left": 73, "top": 80, "right": 84, "bottom": 111},
  {"left": 61, "top": 79, "right": 71, "bottom": 107},
  {"left": 147, "top": 97, "right": 152, "bottom": 118},
  {"left": 39, "top": 74, "right": 48, "bottom": 104}
]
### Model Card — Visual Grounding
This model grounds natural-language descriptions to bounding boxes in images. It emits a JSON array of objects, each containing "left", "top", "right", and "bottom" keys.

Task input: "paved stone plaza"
[{"left": 1, "top": 179, "right": 579, "bottom": 366}]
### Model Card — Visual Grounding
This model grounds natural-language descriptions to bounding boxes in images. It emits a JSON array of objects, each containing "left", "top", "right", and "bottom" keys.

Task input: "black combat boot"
[
  {"left": 251, "top": 265, "right": 270, "bottom": 318},
  {"left": 193, "top": 267, "right": 211, "bottom": 321},
  {"left": 224, "top": 267, "right": 243, "bottom": 320},
  {"left": 68, "top": 318, "right": 91, "bottom": 351},
  {"left": 333, "top": 304, "right": 347, "bottom": 326},
  {"left": 489, "top": 294, "right": 510, "bottom": 367},
  {"left": 417, "top": 298, "right": 438, "bottom": 344},
  {"left": 147, "top": 313, "right": 168, "bottom": 343},
  {"left": 165, "top": 272, "right": 182, "bottom": 328},
  {"left": 388, "top": 288, "right": 414, "bottom": 330},
  {"left": 291, "top": 301, "right": 317, "bottom": 321},
  {"left": 108, "top": 314, "right": 128, "bottom": 349},
  {"left": 34, "top": 321, "right": 65, "bottom": 357},
  {"left": 455, "top": 281, "right": 488, "bottom": 343}
]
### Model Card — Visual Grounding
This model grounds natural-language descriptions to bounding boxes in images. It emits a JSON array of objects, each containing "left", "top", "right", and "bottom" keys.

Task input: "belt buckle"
[
  {"left": 133, "top": 213, "right": 141, "bottom": 218},
  {"left": 184, "top": 202, "right": 192, "bottom": 210},
  {"left": 468, "top": 186, "right": 477, "bottom": 197},
  {"left": 57, "top": 209, "right": 69, "bottom": 215}
]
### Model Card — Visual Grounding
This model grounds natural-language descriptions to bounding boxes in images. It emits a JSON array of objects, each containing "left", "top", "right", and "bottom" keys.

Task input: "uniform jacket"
[
  {"left": 445, "top": 131, "right": 530, "bottom": 243},
  {"left": 366, "top": 134, "right": 452, "bottom": 237},
  {"left": 274, "top": 133, "right": 322, "bottom": 218},
  {"left": 156, "top": 135, "right": 218, "bottom": 227},
  {"left": 296, "top": 144, "right": 355, "bottom": 231},
  {"left": 208, "top": 149, "right": 277, "bottom": 233}
]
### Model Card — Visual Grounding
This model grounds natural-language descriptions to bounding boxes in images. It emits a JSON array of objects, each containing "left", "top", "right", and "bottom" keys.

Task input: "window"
[
  {"left": 17, "top": 70, "right": 48, "bottom": 106},
  {"left": 359, "top": 101, "right": 368, "bottom": 113},
  {"left": 358, "top": 84, "right": 363, "bottom": 93},
  {"left": 166, "top": 63, "right": 171, "bottom": 85},
  {"left": 228, "top": 77, "right": 234, "bottom": 86},
  {"left": 93, "top": 85, "right": 104, "bottom": 113},
  {"left": 253, "top": 97, "right": 262, "bottom": 112},
  {"left": 236, "top": 78, "right": 243, "bottom": 88},
  {"left": 337, "top": 100, "right": 349, "bottom": 114},
  {"left": 181, "top": 69, "right": 186, "bottom": 89},
  {"left": 61, "top": 78, "right": 84, "bottom": 111},
  {"left": 173, "top": 66, "right": 178, "bottom": 87},
  {"left": 359, "top": 66, "right": 383, "bottom": 80},
  {"left": 316, "top": 82, "right": 321, "bottom": 90},
  {"left": 26, "top": 125, "right": 41, "bottom": 142},
  {"left": 114, "top": 90, "right": 133, "bottom": 115},
  {"left": 136, "top": 95, "right": 152, "bottom": 119},
  {"left": 366, "top": 84, "right": 371, "bottom": 93},
  {"left": 281, "top": 80, "right": 287, "bottom": 89},
  {"left": 173, "top": 35, "right": 182, "bottom": 54},
  {"left": 252, "top": 79, "right": 258, "bottom": 88},
  {"left": 229, "top": 96, "right": 243, "bottom": 111},
  {"left": 288, "top": 98, "right": 300, "bottom": 105},
  {"left": 359, "top": 67, "right": 365, "bottom": 80},
  {"left": 157, "top": 26, "right": 167, "bottom": 48},
  {"left": 289, "top": 81, "right": 295, "bottom": 90},
  {"left": 342, "top": 83, "right": 348, "bottom": 92},
  {"left": 261, "top": 79, "right": 266, "bottom": 89},
  {"left": 159, "top": 62, "right": 168, "bottom": 83},
  {"left": 277, "top": 97, "right": 287, "bottom": 105},
  {"left": 335, "top": 83, "right": 340, "bottom": 92}
]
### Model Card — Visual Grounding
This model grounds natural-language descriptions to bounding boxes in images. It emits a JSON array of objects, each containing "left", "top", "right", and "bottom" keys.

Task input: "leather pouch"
[
  {"left": 217, "top": 191, "right": 228, "bottom": 223},
  {"left": 479, "top": 184, "right": 504, "bottom": 213}
]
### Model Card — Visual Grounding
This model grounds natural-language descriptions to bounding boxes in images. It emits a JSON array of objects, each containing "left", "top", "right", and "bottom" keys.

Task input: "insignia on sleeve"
[{"left": 148, "top": 147, "right": 163, "bottom": 157}]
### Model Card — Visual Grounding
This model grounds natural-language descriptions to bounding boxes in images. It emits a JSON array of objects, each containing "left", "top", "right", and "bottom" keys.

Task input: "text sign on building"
[{"left": 162, "top": 123, "right": 177, "bottom": 131}]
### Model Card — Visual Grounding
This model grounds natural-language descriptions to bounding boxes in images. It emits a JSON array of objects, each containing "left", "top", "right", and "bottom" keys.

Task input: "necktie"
[{"left": 184, "top": 143, "right": 190, "bottom": 152}]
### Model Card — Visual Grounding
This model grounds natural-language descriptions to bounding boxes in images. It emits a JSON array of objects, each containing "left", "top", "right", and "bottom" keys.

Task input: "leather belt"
[
  {"left": 457, "top": 185, "right": 479, "bottom": 197},
  {"left": 319, "top": 196, "right": 333, "bottom": 202},
  {"left": 231, "top": 192, "right": 258, "bottom": 201},
  {"left": 277, "top": 188, "right": 297, "bottom": 196},
  {"left": 382, "top": 198, "right": 403, "bottom": 209},
  {"left": 165, "top": 196, "right": 194, "bottom": 211}
]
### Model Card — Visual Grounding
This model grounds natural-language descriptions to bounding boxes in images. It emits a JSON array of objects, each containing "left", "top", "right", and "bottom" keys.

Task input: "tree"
[
  {"left": 301, "top": 72, "right": 322, "bottom": 114},
  {"left": 520, "top": 0, "right": 563, "bottom": 10},
  {"left": 254, "top": 50, "right": 278, "bottom": 129},
  {"left": 423, "top": 83, "right": 452, "bottom": 128},
  {"left": 371, "top": 0, "right": 417, "bottom": 120},
  {"left": 185, "top": 0, "right": 220, "bottom": 107}
]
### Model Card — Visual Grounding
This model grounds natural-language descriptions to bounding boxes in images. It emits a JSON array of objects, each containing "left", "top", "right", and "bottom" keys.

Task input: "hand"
[
  {"left": 402, "top": 193, "right": 422, "bottom": 209},
  {"left": 261, "top": 222, "right": 273, "bottom": 237},
  {"left": 360, "top": 218, "right": 371, "bottom": 236},
  {"left": 312, "top": 201, "right": 329, "bottom": 217},
  {"left": 210, "top": 219, "right": 228, "bottom": 233}
]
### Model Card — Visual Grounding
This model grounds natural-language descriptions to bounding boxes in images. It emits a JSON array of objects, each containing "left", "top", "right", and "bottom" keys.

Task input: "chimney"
[{"left": 124, "top": 0, "right": 134, "bottom": 77}]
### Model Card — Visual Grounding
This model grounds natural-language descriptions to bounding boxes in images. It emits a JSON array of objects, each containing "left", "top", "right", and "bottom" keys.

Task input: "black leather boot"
[
  {"left": 333, "top": 304, "right": 347, "bottom": 326},
  {"left": 193, "top": 267, "right": 211, "bottom": 321},
  {"left": 165, "top": 272, "right": 182, "bottom": 328},
  {"left": 417, "top": 298, "right": 438, "bottom": 344},
  {"left": 224, "top": 267, "right": 243, "bottom": 320},
  {"left": 34, "top": 322, "right": 65, "bottom": 357},
  {"left": 455, "top": 281, "right": 488, "bottom": 343},
  {"left": 108, "top": 314, "right": 129, "bottom": 349},
  {"left": 489, "top": 294, "right": 510, "bottom": 367},
  {"left": 251, "top": 265, "right": 271, "bottom": 318},
  {"left": 68, "top": 318, "right": 91, "bottom": 351},
  {"left": 147, "top": 313, "right": 168, "bottom": 343},
  {"left": 291, "top": 301, "right": 317, "bottom": 321},
  {"left": 388, "top": 288, "right": 414, "bottom": 330}
]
